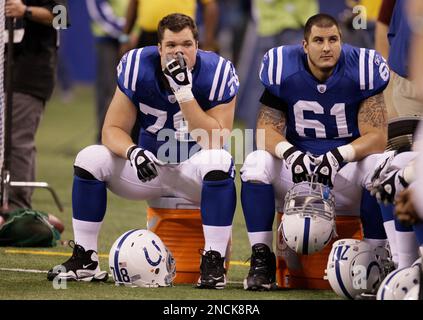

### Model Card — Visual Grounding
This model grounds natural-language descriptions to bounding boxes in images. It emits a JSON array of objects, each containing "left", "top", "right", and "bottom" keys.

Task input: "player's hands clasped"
[
  {"left": 283, "top": 146, "right": 313, "bottom": 183},
  {"left": 163, "top": 52, "right": 194, "bottom": 103},
  {"left": 127, "top": 146, "right": 158, "bottom": 182},
  {"left": 314, "top": 149, "right": 344, "bottom": 188}
]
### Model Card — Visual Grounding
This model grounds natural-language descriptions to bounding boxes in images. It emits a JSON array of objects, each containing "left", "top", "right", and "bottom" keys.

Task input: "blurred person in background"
[
  {"left": 379, "top": 0, "right": 423, "bottom": 117},
  {"left": 4, "top": 0, "right": 68, "bottom": 211},
  {"left": 375, "top": 0, "right": 398, "bottom": 119},
  {"left": 86, "top": 0, "right": 129, "bottom": 143},
  {"left": 119, "top": 0, "right": 219, "bottom": 55},
  {"left": 236, "top": 0, "right": 318, "bottom": 147}
]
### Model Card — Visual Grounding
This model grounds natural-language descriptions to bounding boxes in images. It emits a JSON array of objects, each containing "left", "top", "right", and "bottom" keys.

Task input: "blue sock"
[
  {"left": 379, "top": 203, "right": 395, "bottom": 222},
  {"left": 72, "top": 176, "right": 107, "bottom": 222},
  {"left": 201, "top": 178, "right": 236, "bottom": 226},
  {"left": 360, "top": 189, "right": 387, "bottom": 239},
  {"left": 241, "top": 181, "right": 275, "bottom": 232},
  {"left": 413, "top": 222, "right": 423, "bottom": 246},
  {"left": 395, "top": 216, "right": 414, "bottom": 232}
]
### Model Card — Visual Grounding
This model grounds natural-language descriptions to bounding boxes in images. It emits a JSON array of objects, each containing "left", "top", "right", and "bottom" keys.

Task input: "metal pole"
[{"left": 1, "top": 17, "right": 14, "bottom": 210}]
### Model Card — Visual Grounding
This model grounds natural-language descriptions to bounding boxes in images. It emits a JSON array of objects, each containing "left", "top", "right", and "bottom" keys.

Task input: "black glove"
[
  {"left": 162, "top": 52, "right": 193, "bottom": 103},
  {"left": 283, "top": 146, "right": 313, "bottom": 183},
  {"left": 127, "top": 146, "right": 158, "bottom": 182},
  {"left": 314, "top": 148, "right": 344, "bottom": 188},
  {"left": 372, "top": 169, "right": 409, "bottom": 205}
]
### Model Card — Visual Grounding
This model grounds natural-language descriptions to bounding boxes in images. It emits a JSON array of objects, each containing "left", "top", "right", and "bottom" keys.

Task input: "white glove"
[
  {"left": 314, "top": 148, "right": 344, "bottom": 188},
  {"left": 163, "top": 52, "right": 194, "bottom": 103},
  {"left": 371, "top": 168, "right": 409, "bottom": 205},
  {"left": 283, "top": 146, "right": 313, "bottom": 183},
  {"left": 127, "top": 146, "right": 158, "bottom": 182}
]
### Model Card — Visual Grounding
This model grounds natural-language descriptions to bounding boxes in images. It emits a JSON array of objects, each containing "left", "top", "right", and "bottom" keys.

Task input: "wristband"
[
  {"left": 125, "top": 144, "right": 137, "bottom": 160},
  {"left": 275, "top": 141, "right": 294, "bottom": 160}
]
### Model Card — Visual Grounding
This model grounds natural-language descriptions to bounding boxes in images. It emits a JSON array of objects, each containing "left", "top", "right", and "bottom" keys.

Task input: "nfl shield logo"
[
  {"left": 317, "top": 84, "right": 327, "bottom": 93},
  {"left": 168, "top": 95, "right": 177, "bottom": 103}
]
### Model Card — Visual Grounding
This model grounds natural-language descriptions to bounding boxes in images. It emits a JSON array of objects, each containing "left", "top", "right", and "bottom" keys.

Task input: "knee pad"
[
  {"left": 74, "top": 166, "right": 97, "bottom": 180},
  {"left": 204, "top": 170, "right": 232, "bottom": 181}
]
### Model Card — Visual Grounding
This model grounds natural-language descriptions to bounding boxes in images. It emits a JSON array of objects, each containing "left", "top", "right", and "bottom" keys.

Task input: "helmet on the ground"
[
  {"left": 377, "top": 258, "right": 421, "bottom": 300},
  {"left": 109, "top": 229, "right": 176, "bottom": 287},
  {"left": 326, "top": 239, "right": 393, "bottom": 299}
]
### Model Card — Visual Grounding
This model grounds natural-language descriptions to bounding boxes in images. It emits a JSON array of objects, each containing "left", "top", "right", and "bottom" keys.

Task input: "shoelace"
[{"left": 67, "top": 240, "right": 86, "bottom": 261}]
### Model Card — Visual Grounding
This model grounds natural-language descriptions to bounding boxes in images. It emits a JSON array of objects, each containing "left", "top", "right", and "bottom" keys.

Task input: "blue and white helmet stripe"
[{"left": 113, "top": 229, "right": 140, "bottom": 283}]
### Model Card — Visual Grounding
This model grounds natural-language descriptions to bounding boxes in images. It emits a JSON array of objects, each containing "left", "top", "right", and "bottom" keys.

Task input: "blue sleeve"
[
  {"left": 86, "top": 0, "right": 124, "bottom": 38},
  {"left": 207, "top": 58, "right": 239, "bottom": 108},
  {"left": 116, "top": 48, "right": 143, "bottom": 102},
  {"left": 259, "top": 47, "right": 284, "bottom": 98},
  {"left": 357, "top": 48, "right": 390, "bottom": 99}
]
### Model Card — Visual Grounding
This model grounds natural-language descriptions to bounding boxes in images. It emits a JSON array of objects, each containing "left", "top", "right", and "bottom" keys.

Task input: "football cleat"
[
  {"left": 47, "top": 240, "right": 108, "bottom": 282},
  {"left": 196, "top": 250, "right": 227, "bottom": 289},
  {"left": 244, "top": 243, "right": 277, "bottom": 291}
]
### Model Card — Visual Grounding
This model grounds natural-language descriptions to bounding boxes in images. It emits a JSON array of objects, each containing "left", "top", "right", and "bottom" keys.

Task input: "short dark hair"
[
  {"left": 157, "top": 13, "right": 199, "bottom": 43},
  {"left": 304, "top": 14, "right": 341, "bottom": 41}
]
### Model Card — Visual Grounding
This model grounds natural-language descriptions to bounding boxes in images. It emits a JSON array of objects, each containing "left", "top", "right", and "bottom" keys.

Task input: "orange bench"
[{"left": 147, "top": 197, "right": 231, "bottom": 284}]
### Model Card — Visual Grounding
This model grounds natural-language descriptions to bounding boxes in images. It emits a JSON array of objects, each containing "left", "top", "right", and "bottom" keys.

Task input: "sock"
[
  {"left": 379, "top": 204, "right": 398, "bottom": 266},
  {"left": 363, "top": 238, "right": 387, "bottom": 248},
  {"left": 395, "top": 218, "right": 420, "bottom": 269},
  {"left": 201, "top": 177, "right": 236, "bottom": 226},
  {"left": 360, "top": 190, "right": 387, "bottom": 239},
  {"left": 72, "top": 175, "right": 107, "bottom": 252},
  {"left": 201, "top": 177, "right": 236, "bottom": 257},
  {"left": 241, "top": 181, "right": 275, "bottom": 248},
  {"left": 72, "top": 176, "right": 107, "bottom": 222},
  {"left": 202, "top": 225, "right": 232, "bottom": 257},
  {"left": 72, "top": 218, "right": 102, "bottom": 252},
  {"left": 247, "top": 231, "right": 273, "bottom": 249},
  {"left": 383, "top": 220, "right": 398, "bottom": 267},
  {"left": 412, "top": 222, "right": 423, "bottom": 246}
]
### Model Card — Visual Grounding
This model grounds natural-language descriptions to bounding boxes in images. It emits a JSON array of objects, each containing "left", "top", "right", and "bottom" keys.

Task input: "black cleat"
[
  {"left": 196, "top": 250, "right": 227, "bottom": 289},
  {"left": 244, "top": 243, "right": 277, "bottom": 291},
  {"left": 47, "top": 240, "right": 108, "bottom": 282}
]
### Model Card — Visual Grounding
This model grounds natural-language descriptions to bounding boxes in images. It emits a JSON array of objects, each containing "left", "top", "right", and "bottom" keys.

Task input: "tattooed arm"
[
  {"left": 351, "top": 92, "right": 388, "bottom": 160},
  {"left": 256, "top": 105, "right": 287, "bottom": 156}
]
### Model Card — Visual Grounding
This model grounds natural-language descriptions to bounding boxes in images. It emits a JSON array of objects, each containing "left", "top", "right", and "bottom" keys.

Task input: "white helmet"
[
  {"left": 279, "top": 180, "right": 336, "bottom": 255},
  {"left": 326, "top": 239, "right": 393, "bottom": 299},
  {"left": 109, "top": 229, "right": 176, "bottom": 287},
  {"left": 377, "top": 258, "right": 421, "bottom": 300}
]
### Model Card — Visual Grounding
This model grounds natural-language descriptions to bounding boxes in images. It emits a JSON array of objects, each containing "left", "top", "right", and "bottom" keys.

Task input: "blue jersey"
[
  {"left": 260, "top": 44, "right": 389, "bottom": 155},
  {"left": 117, "top": 46, "right": 239, "bottom": 162}
]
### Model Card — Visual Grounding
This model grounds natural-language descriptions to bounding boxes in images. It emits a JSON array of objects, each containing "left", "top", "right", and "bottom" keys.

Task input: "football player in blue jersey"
[
  {"left": 47, "top": 13, "right": 239, "bottom": 289},
  {"left": 239, "top": 13, "right": 412, "bottom": 291}
]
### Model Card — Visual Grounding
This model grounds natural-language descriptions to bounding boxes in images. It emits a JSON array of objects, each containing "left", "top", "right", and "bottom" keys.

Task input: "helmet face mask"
[
  {"left": 109, "top": 229, "right": 176, "bottom": 288},
  {"left": 279, "top": 180, "right": 336, "bottom": 255}
]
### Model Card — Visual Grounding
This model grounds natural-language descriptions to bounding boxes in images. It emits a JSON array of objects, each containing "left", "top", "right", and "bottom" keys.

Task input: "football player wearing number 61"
[
  {"left": 239, "top": 13, "right": 413, "bottom": 291},
  {"left": 47, "top": 13, "right": 239, "bottom": 289}
]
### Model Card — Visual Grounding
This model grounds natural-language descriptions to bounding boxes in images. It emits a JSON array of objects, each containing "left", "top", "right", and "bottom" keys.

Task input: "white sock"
[
  {"left": 72, "top": 218, "right": 102, "bottom": 252},
  {"left": 396, "top": 231, "right": 420, "bottom": 269},
  {"left": 383, "top": 220, "right": 398, "bottom": 267},
  {"left": 247, "top": 231, "right": 273, "bottom": 251},
  {"left": 363, "top": 238, "right": 387, "bottom": 248},
  {"left": 203, "top": 225, "right": 232, "bottom": 257}
]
